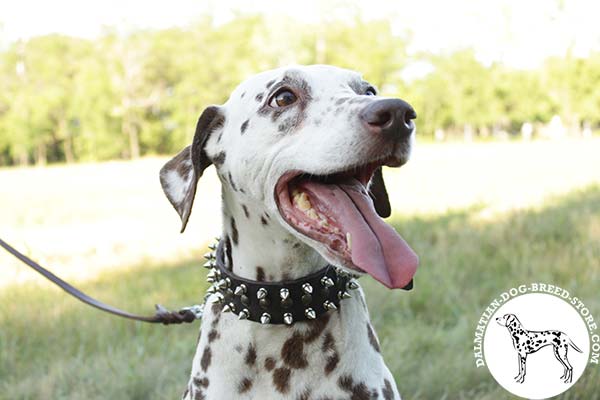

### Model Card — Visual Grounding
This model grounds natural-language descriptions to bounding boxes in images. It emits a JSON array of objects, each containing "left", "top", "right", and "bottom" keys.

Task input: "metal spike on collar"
[
  {"left": 214, "top": 236, "right": 221, "bottom": 242},
  {"left": 280, "top": 288, "right": 290, "bottom": 300},
  {"left": 347, "top": 279, "right": 359, "bottom": 290},
  {"left": 206, "top": 285, "right": 217, "bottom": 294},
  {"left": 260, "top": 313, "right": 271, "bottom": 324},
  {"left": 323, "top": 300, "right": 338, "bottom": 311},
  {"left": 208, "top": 243, "right": 217, "bottom": 250},
  {"left": 211, "top": 292, "right": 225, "bottom": 304},
  {"left": 217, "top": 279, "right": 229, "bottom": 290},
  {"left": 336, "top": 269, "right": 349, "bottom": 278},
  {"left": 238, "top": 309, "right": 249, "bottom": 320},
  {"left": 302, "top": 283, "right": 313, "bottom": 294},
  {"left": 203, "top": 251, "right": 215, "bottom": 260},
  {"left": 206, "top": 269, "right": 218, "bottom": 282},
  {"left": 283, "top": 312, "right": 293, "bottom": 325},
  {"left": 305, "top": 308, "right": 316, "bottom": 320},
  {"left": 338, "top": 291, "right": 352, "bottom": 300},
  {"left": 234, "top": 284, "right": 247, "bottom": 296},
  {"left": 222, "top": 302, "right": 235, "bottom": 313},
  {"left": 321, "top": 277, "right": 334, "bottom": 288},
  {"left": 203, "top": 260, "right": 216, "bottom": 269},
  {"left": 257, "top": 288, "right": 268, "bottom": 299}
]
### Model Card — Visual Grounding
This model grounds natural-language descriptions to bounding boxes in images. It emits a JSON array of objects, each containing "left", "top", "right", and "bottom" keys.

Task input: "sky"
[{"left": 1, "top": 0, "right": 599, "bottom": 69}]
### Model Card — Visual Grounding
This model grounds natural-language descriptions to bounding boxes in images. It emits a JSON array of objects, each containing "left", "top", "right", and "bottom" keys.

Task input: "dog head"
[
  {"left": 496, "top": 313, "right": 520, "bottom": 328},
  {"left": 160, "top": 65, "right": 418, "bottom": 288}
]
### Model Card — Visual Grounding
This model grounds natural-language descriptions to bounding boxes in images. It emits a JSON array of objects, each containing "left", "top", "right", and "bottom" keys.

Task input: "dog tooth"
[
  {"left": 306, "top": 209, "right": 319, "bottom": 219},
  {"left": 295, "top": 192, "right": 312, "bottom": 211},
  {"left": 346, "top": 232, "right": 352, "bottom": 250}
]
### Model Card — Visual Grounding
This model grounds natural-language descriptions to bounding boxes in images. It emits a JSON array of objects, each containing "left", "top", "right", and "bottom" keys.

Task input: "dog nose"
[{"left": 360, "top": 99, "right": 416, "bottom": 139}]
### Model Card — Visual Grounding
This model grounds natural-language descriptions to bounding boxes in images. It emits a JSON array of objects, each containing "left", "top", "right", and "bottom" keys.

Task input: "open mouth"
[{"left": 275, "top": 160, "right": 418, "bottom": 289}]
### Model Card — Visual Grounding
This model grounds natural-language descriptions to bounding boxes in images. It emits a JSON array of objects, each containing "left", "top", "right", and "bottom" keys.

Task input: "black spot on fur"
[
  {"left": 282, "top": 333, "right": 308, "bottom": 369},
  {"left": 382, "top": 379, "right": 394, "bottom": 400},
  {"left": 241, "top": 92, "right": 246, "bottom": 98},
  {"left": 273, "top": 367, "right": 291, "bottom": 393},
  {"left": 322, "top": 332, "right": 339, "bottom": 375},
  {"left": 193, "top": 376, "right": 209, "bottom": 388},
  {"left": 337, "top": 375, "right": 372, "bottom": 400},
  {"left": 200, "top": 347, "right": 212, "bottom": 372},
  {"left": 255, "top": 93, "right": 264, "bottom": 102},
  {"left": 231, "top": 217, "right": 239, "bottom": 245},
  {"left": 256, "top": 267, "right": 266, "bottom": 282},
  {"left": 241, "top": 119, "right": 249, "bottom": 134},
  {"left": 367, "top": 323, "right": 381, "bottom": 353},
  {"left": 242, "top": 204, "right": 250, "bottom": 218},
  {"left": 265, "top": 357, "right": 276, "bottom": 371},
  {"left": 261, "top": 215, "right": 269, "bottom": 226},
  {"left": 224, "top": 236, "right": 233, "bottom": 270},
  {"left": 297, "top": 388, "right": 312, "bottom": 400},
  {"left": 228, "top": 172, "right": 238, "bottom": 191},
  {"left": 266, "top": 79, "right": 276, "bottom": 88},
  {"left": 278, "top": 117, "right": 295, "bottom": 133},
  {"left": 212, "top": 151, "right": 226, "bottom": 167},
  {"left": 238, "top": 377, "right": 253, "bottom": 393},
  {"left": 208, "top": 329, "right": 220, "bottom": 343},
  {"left": 245, "top": 344, "right": 257, "bottom": 366}
]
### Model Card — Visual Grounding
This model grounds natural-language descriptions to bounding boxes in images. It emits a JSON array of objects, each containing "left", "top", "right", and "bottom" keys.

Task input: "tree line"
[{"left": 0, "top": 15, "right": 598, "bottom": 166}]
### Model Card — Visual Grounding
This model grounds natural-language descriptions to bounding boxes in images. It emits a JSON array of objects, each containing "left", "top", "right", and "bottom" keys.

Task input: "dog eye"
[
  {"left": 270, "top": 89, "right": 297, "bottom": 108},
  {"left": 365, "top": 86, "right": 377, "bottom": 96}
]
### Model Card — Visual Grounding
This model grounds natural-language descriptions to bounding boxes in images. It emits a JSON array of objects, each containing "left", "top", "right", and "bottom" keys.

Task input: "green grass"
[{"left": 1, "top": 184, "right": 598, "bottom": 399}]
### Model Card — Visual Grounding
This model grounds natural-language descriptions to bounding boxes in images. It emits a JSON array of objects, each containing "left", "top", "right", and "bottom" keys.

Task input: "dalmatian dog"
[
  {"left": 496, "top": 313, "right": 583, "bottom": 384},
  {"left": 160, "top": 65, "right": 419, "bottom": 399}
]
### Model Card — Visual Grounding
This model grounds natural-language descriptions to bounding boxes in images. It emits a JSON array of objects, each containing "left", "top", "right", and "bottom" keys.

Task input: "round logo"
[{"left": 483, "top": 293, "right": 590, "bottom": 399}]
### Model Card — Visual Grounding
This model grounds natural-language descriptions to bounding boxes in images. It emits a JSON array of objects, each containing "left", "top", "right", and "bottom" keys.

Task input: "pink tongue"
[{"left": 298, "top": 180, "right": 418, "bottom": 289}]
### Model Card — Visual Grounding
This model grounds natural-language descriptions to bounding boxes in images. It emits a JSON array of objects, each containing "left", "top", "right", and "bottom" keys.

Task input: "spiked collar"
[{"left": 202, "top": 238, "right": 358, "bottom": 325}]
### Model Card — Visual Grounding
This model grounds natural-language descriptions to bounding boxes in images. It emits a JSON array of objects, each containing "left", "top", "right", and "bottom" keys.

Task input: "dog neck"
[{"left": 220, "top": 189, "right": 328, "bottom": 282}]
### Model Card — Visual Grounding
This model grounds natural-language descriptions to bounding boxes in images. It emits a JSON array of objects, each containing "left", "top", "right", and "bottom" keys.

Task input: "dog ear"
[
  {"left": 369, "top": 167, "right": 391, "bottom": 218},
  {"left": 160, "top": 106, "right": 225, "bottom": 232}
]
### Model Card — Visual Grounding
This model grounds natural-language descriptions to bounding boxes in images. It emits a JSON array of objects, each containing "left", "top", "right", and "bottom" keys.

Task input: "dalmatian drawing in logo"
[{"left": 495, "top": 313, "right": 583, "bottom": 384}]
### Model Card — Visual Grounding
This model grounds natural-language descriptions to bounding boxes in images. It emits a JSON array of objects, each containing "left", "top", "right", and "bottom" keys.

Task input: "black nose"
[{"left": 359, "top": 99, "right": 417, "bottom": 139}]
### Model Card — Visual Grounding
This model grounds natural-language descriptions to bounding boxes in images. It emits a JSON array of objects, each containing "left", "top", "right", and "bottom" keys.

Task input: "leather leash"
[{"left": 0, "top": 238, "right": 203, "bottom": 325}]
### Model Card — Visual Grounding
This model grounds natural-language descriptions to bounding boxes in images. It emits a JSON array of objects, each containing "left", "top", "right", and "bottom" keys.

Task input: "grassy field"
[{"left": 1, "top": 139, "right": 599, "bottom": 399}]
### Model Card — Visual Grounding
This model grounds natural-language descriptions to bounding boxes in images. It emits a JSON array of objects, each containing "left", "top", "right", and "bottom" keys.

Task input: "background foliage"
[{"left": 1, "top": 15, "right": 599, "bottom": 166}]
